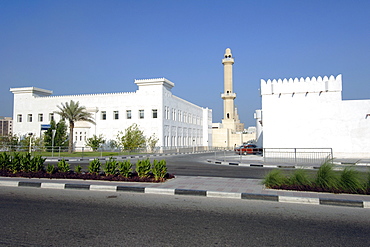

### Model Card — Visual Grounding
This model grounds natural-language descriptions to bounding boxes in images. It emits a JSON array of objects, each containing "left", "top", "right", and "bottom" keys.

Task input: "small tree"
[
  {"left": 19, "top": 134, "right": 36, "bottom": 151},
  {"left": 0, "top": 134, "right": 19, "bottom": 150},
  {"left": 55, "top": 100, "right": 95, "bottom": 153},
  {"left": 117, "top": 124, "right": 146, "bottom": 152},
  {"left": 86, "top": 134, "right": 105, "bottom": 151},
  {"left": 44, "top": 119, "right": 68, "bottom": 150},
  {"left": 147, "top": 133, "right": 159, "bottom": 153}
]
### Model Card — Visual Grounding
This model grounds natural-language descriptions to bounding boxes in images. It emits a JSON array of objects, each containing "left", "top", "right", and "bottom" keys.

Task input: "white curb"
[
  {"left": 89, "top": 185, "right": 117, "bottom": 191},
  {"left": 279, "top": 196, "right": 320, "bottom": 205},
  {"left": 145, "top": 188, "right": 175, "bottom": 195},
  {"left": 238, "top": 164, "right": 251, "bottom": 167},
  {"left": 363, "top": 201, "right": 370, "bottom": 208},
  {"left": 41, "top": 183, "right": 65, "bottom": 189},
  {"left": 0, "top": 180, "right": 19, "bottom": 187},
  {"left": 207, "top": 191, "right": 241, "bottom": 199}
]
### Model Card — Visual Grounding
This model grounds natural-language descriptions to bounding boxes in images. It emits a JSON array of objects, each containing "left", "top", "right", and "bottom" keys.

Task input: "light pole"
[
  {"left": 28, "top": 133, "right": 33, "bottom": 154},
  {"left": 52, "top": 129, "right": 56, "bottom": 157}
]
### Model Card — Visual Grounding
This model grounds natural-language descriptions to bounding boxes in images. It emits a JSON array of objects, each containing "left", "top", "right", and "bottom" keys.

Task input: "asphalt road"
[
  {"left": 164, "top": 152, "right": 273, "bottom": 179},
  {"left": 1, "top": 186, "right": 369, "bottom": 246},
  {"left": 47, "top": 152, "right": 276, "bottom": 179}
]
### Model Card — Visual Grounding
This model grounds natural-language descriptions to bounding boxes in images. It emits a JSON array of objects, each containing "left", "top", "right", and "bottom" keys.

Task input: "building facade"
[
  {"left": 260, "top": 74, "right": 370, "bottom": 158},
  {"left": 0, "top": 117, "right": 13, "bottom": 136},
  {"left": 10, "top": 78, "right": 212, "bottom": 150}
]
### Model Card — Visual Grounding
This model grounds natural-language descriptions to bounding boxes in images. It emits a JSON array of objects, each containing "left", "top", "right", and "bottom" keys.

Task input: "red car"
[{"left": 234, "top": 144, "right": 263, "bottom": 155}]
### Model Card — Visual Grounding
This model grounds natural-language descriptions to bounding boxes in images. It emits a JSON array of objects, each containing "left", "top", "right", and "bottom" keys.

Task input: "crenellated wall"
[
  {"left": 260, "top": 74, "right": 370, "bottom": 159},
  {"left": 261, "top": 74, "right": 342, "bottom": 96}
]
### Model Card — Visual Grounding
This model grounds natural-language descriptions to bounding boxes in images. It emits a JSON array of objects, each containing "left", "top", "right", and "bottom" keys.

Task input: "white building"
[
  {"left": 10, "top": 78, "right": 212, "bottom": 150},
  {"left": 259, "top": 74, "right": 370, "bottom": 159}
]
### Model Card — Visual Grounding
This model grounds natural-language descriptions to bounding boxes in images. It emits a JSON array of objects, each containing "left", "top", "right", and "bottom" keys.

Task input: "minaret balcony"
[
  {"left": 222, "top": 58, "right": 234, "bottom": 64},
  {"left": 221, "top": 92, "right": 236, "bottom": 99}
]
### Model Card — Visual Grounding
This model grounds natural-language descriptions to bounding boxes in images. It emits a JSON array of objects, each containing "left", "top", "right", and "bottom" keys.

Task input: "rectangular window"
[
  {"left": 152, "top": 109, "right": 158, "bottom": 118},
  {"left": 101, "top": 111, "right": 106, "bottom": 120},
  {"left": 49, "top": 113, "right": 54, "bottom": 121},
  {"left": 17, "top": 114, "right": 22, "bottom": 122},
  {"left": 126, "top": 110, "right": 132, "bottom": 119},
  {"left": 139, "top": 110, "right": 144, "bottom": 119},
  {"left": 114, "top": 111, "right": 119, "bottom": 120},
  {"left": 28, "top": 114, "right": 32, "bottom": 122},
  {"left": 38, "top": 114, "right": 43, "bottom": 122}
]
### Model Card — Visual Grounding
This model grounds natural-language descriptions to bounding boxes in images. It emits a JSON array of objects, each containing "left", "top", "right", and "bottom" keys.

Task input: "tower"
[{"left": 221, "top": 48, "right": 243, "bottom": 131}]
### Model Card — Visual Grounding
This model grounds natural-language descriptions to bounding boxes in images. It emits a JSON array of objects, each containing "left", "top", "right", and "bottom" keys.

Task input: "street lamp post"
[
  {"left": 51, "top": 129, "right": 56, "bottom": 157},
  {"left": 28, "top": 133, "right": 33, "bottom": 154}
]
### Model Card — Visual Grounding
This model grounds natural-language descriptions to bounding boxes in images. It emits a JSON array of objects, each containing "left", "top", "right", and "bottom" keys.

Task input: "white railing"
[{"left": 263, "top": 148, "right": 333, "bottom": 165}]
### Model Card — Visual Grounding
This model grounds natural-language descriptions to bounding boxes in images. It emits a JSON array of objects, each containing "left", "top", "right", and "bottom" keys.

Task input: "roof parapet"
[
  {"left": 260, "top": 74, "right": 342, "bottom": 95},
  {"left": 10, "top": 87, "right": 53, "bottom": 97},
  {"left": 134, "top": 77, "right": 174, "bottom": 90}
]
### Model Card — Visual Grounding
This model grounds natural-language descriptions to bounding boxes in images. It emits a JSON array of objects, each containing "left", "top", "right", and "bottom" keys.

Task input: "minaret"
[{"left": 221, "top": 48, "right": 237, "bottom": 131}]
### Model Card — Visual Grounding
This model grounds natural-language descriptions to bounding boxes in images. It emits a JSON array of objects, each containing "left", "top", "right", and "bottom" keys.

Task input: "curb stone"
[
  {"left": 207, "top": 159, "right": 321, "bottom": 169},
  {"left": 2, "top": 179, "right": 369, "bottom": 209}
]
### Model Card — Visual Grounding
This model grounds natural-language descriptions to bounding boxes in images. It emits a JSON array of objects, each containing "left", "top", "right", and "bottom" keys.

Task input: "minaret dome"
[{"left": 224, "top": 48, "right": 232, "bottom": 58}]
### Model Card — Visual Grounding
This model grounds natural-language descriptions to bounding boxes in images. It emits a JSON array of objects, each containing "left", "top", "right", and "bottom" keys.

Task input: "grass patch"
[
  {"left": 339, "top": 168, "right": 365, "bottom": 193},
  {"left": 263, "top": 169, "right": 287, "bottom": 188},
  {"left": 263, "top": 161, "right": 370, "bottom": 195},
  {"left": 315, "top": 162, "right": 338, "bottom": 190},
  {"left": 287, "top": 169, "right": 313, "bottom": 187}
]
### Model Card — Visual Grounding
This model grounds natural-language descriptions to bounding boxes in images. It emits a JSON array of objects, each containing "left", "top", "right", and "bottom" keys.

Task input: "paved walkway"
[
  {"left": 1, "top": 175, "right": 369, "bottom": 209},
  {"left": 207, "top": 153, "right": 370, "bottom": 170}
]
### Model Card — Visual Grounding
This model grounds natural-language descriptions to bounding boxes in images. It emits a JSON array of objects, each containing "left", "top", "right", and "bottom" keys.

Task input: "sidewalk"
[
  {"left": 207, "top": 153, "right": 370, "bottom": 170},
  {"left": 1, "top": 175, "right": 369, "bottom": 209}
]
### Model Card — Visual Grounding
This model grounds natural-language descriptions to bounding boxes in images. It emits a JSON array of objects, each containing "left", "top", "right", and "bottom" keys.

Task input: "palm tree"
[{"left": 55, "top": 100, "right": 95, "bottom": 153}]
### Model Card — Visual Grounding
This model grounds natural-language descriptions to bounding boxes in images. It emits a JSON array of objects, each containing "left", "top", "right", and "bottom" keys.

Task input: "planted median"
[
  {"left": 263, "top": 161, "right": 370, "bottom": 195},
  {"left": 0, "top": 152, "right": 173, "bottom": 182}
]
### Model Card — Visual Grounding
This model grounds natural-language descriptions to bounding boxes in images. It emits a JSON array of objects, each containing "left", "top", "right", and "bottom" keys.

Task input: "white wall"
[
  {"left": 10, "top": 78, "right": 212, "bottom": 149},
  {"left": 260, "top": 74, "right": 370, "bottom": 158}
]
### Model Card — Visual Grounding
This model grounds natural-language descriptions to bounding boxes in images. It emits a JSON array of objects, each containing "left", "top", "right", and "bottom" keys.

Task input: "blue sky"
[{"left": 1, "top": 0, "right": 369, "bottom": 127}]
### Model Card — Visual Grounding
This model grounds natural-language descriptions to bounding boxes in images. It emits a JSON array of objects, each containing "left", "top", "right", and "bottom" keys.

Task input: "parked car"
[{"left": 234, "top": 144, "right": 262, "bottom": 155}]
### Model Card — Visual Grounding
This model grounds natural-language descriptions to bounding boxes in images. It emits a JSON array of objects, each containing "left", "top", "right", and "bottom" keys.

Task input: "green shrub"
[
  {"left": 136, "top": 159, "right": 151, "bottom": 178},
  {"left": 74, "top": 164, "right": 82, "bottom": 174},
  {"left": 103, "top": 157, "right": 117, "bottom": 175},
  {"left": 57, "top": 159, "right": 70, "bottom": 173},
  {"left": 0, "top": 152, "right": 12, "bottom": 170},
  {"left": 366, "top": 171, "right": 370, "bottom": 191},
  {"left": 287, "top": 169, "right": 312, "bottom": 186},
  {"left": 88, "top": 159, "right": 101, "bottom": 174},
  {"left": 9, "top": 153, "right": 22, "bottom": 174},
  {"left": 263, "top": 170, "right": 287, "bottom": 188},
  {"left": 20, "top": 153, "right": 32, "bottom": 172},
  {"left": 152, "top": 159, "right": 167, "bottom": 180},
  {"left": 118, "top": 160, "right": 132, "bottom": 178},
  {"left": 29, "top": 155, "right": 45, "bottom": 172},
  {"left": 46, "top": 164, "right": 55, "bottom": 174},
  {"left": 339, "top": 168, "right": 364, "bottom": 193},
  {"left": 315, "top": 162, "right": 338, "bottom": 190}
]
